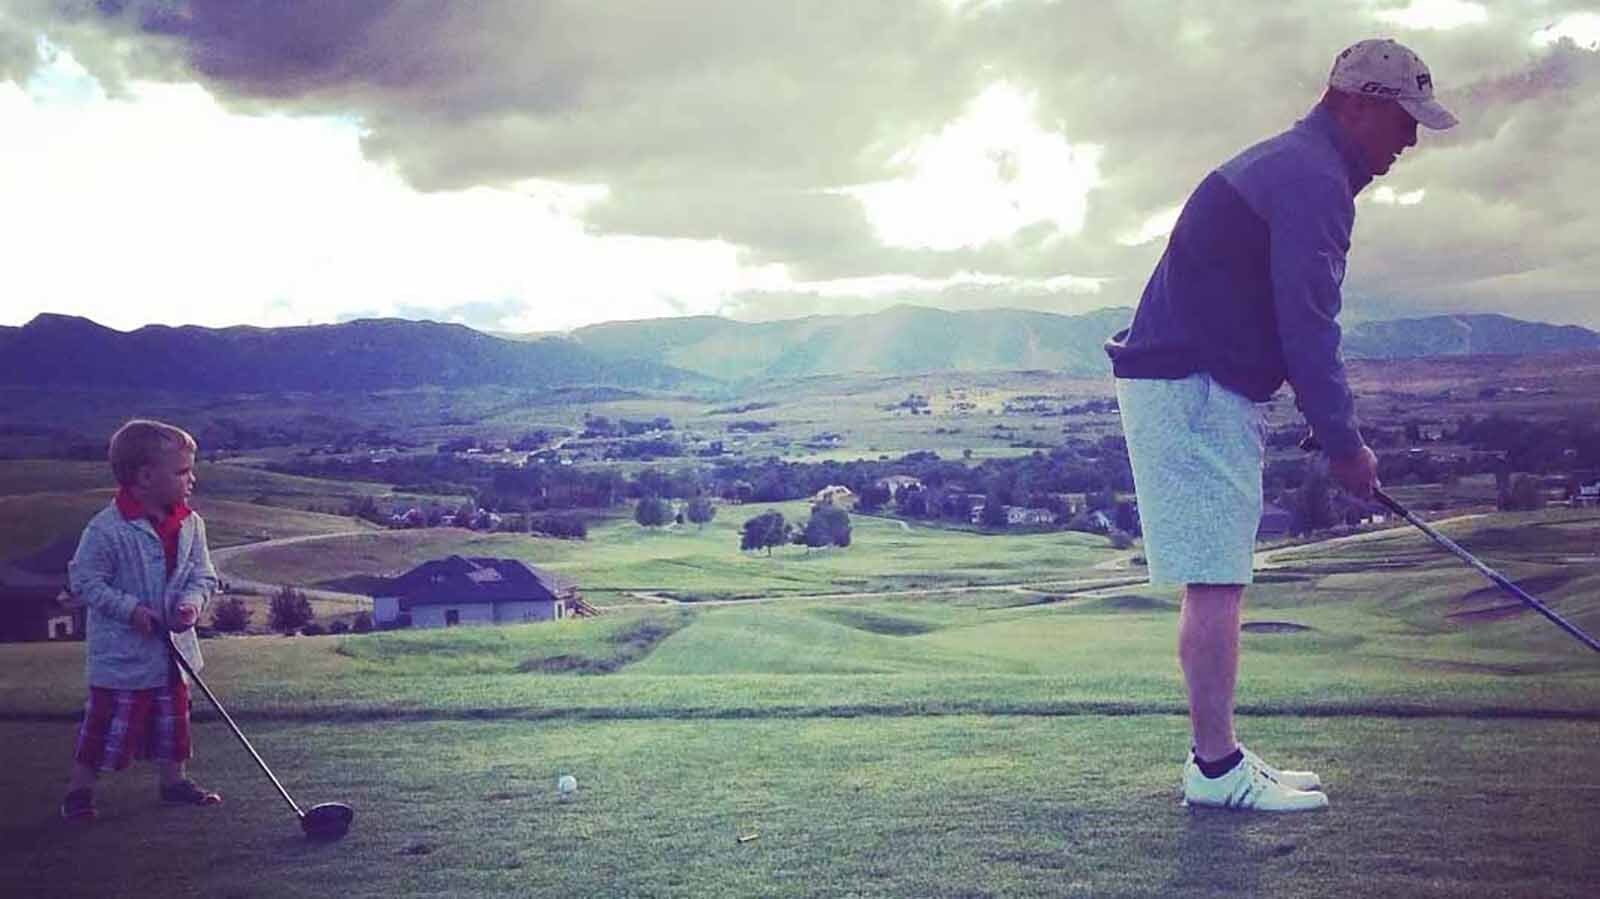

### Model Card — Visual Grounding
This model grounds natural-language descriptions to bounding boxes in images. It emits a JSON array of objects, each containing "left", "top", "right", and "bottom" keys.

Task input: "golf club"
[
  {"left": 165, "top": 632, "right": 356, "bottom": 839},
  {"left": 1369, "top": 487, "right": 1600, "bottom": 653},
  {"left": 1298, "top": 434, "right": 1600, "bottom": 653}
]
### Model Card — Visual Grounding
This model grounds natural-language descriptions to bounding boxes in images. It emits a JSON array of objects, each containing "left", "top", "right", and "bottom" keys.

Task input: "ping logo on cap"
[{"left": 1328, "top": 37, "right": 1459, "bottom": 129}]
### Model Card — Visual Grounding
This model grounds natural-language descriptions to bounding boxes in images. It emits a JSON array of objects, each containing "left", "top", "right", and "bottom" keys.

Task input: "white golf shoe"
[
  {"left": 1242, "top": 746, "right": 1322, "bottom": 792},
  {"left": 1182, "top": 751, "right": 1329, "bottom": 812},
  {"left": 1186, "top": 746, "right": 1322, "bottom": 792}
]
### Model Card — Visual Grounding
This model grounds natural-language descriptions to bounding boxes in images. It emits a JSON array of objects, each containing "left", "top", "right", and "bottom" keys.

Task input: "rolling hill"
[
  {"left": 1342, "top": 313, "right": 1600, "bottom": 358},
  {"left": 571, "top": 305, "right": 1136, "bottom": 380},
  {"left": 571, "top": 305, "right": 1600, "bottom": 381}
]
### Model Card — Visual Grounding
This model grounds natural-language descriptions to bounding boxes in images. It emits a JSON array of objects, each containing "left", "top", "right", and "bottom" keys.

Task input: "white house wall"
[
  {"left": 492, "top": 600, "right": 561, "bottom": 623},
  {"left": 411, "top": 604, "right": 496, "bottom": 629},
  {"left": 405, "top": 599, "right": 562, "bottom": 628},
  {"left": 373, "top": 596, "right": 402, "bottom": 625}
]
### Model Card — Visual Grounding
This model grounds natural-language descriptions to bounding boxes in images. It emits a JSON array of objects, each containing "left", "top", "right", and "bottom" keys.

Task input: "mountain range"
[
  {"left": 0, "top": 314, "right": 701, "bottom": 393},
  {"left": 2, "top": 307, "right": 1596, "bottom": 393}
]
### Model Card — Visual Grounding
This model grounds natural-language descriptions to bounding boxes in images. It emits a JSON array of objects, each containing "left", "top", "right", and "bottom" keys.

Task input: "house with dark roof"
[
  {"left": 0, "top": 537, "right": 84, "bottom": 642},
  {"left": 371, "top": 555, "right": 585, "bottom": 628}
]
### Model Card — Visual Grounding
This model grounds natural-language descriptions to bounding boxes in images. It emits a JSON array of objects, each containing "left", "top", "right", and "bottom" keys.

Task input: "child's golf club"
[
  {"left": 1298, "top": 434, "right": 1599, "bottom": 653},
  {"left": 165, "top": 632, "right": 356, "bottom": 839}
]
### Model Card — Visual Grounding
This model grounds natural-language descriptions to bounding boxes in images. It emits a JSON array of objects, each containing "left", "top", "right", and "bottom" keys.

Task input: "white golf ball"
[{"left": 557, "top": 774, "right": 578, "bottom": 795}]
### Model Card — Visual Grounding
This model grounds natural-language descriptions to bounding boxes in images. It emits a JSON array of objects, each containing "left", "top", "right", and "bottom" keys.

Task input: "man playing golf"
[
  {"left": 1105, "top": 39, "right": 1457, "bottom": 811},
  {"left": 60, "top": 419, "right": 222, "bottom": 820}
]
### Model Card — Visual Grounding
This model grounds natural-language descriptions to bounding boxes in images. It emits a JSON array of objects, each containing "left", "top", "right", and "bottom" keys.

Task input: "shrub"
[
  {"left": 210, "top": 596, "right": 252, "bottom": 633},
  {"left": 268, "top": 585, "right": 315, "bottom": 634},
  {"left": 803, "top": 504, "right": 852, "bottom": 548},
  {"left": 353, "top": 611, "right": 374, "bottom": 633},
  {"left": 301, "top": 622, "right": 326, "bottom": 636},
  {"left": 634, "top": 495, "right": 673, "bottom": 528},
  {"left": 740, "top": 510, "right": 789, "bottom": 555},
  {"left": 328, "top": 620, "right": 350, "bottom": 634},
  {"left": 1501, "top": 474, "right": 1546, "bottom": 511},
  {"left": 529, "top": 513, "right": 587, "bottom": 539},
  {"left": 686, "top": 496, "right": 716, "bottom": 528}
]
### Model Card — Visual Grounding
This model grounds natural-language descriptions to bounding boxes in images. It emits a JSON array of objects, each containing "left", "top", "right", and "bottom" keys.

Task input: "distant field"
[
  {"left": 1382, "top": 472, "right": 1515, "bottom": 511},
  {"left": 0, "top": 490, "right": 377, "bottom": 560},
  {"left": 0, "top": 459, "right": 459, "bottom": 507},
  {"left": 220, "top": 501, "right": 1119, "bottom": 603},
  {"left": 0, "top": 460, "right": 449, "bottom": 560}
]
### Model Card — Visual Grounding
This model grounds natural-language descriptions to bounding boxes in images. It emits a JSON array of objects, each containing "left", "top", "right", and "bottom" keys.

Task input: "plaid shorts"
[{"left": 74, "top": 671, "right": 192, "bottom": 771}]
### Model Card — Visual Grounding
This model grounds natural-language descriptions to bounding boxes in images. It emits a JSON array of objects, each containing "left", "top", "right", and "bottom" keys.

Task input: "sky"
[{"left": 1, "top": 0, "right": 1597, "bottom": 335}]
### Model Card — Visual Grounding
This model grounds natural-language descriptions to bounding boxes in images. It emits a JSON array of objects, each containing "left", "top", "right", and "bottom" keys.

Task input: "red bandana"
[{"left": 116, "top": 487, "right": 192, "bottom": 575}]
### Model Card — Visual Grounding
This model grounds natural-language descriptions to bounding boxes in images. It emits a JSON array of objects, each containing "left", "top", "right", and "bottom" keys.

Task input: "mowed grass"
[
  {"left": 3, "top": 507, "right": 1598, "bottom": 895},
  {"left": 4, "top": 715, "right": 1598, "bottom": 898},
  {"left": 223, "top": 501, "right": 1119, "bottom": 603}
]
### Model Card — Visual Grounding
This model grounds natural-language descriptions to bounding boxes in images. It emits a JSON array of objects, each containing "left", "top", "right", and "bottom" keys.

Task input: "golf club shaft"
[
  {"left": 1372, "top": 488, "right": 1600, "bottom": 654},
  {"left": 165, "top": 633, "right": 306, "bottom": 815}
]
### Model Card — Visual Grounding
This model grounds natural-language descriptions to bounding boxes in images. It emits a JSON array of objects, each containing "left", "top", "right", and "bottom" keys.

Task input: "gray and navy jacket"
[
  {"left": 1105, "top": 103, "right": 1373, "bottom": 458},
  {"left": 69, "top": 503, "right": 216, "bottom": 690}
]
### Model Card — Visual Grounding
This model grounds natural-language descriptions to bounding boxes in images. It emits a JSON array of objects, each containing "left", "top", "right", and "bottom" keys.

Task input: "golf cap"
[{"left": 1328, "top": 38, "right": 1458, "bottom": 129}]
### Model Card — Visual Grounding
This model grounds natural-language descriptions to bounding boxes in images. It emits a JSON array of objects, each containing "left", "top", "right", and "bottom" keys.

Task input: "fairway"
[
  {"left": 2, "top": 508, "right": 1597, "bottom": 896},
  {"left": 219, "top": 501, "right": 1120, "bottom": 604}
]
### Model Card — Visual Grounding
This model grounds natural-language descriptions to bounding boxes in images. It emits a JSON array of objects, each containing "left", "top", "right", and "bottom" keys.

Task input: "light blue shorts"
[{"left": 1116, "top": 374, "right": 1265, "bottom": 586}]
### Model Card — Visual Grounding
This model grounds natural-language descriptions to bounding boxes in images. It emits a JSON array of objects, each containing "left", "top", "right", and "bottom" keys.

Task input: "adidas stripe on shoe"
[
  {"left": 1182, "top": 753, "right": 1329, "bottom": 812},
  {"left": 1187, "top": 746, "right": 1322, "bottom": 792}
]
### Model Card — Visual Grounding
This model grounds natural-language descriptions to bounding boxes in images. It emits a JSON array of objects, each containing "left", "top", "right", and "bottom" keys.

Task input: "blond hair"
[{"left": 108, "top": 419, "right": 197, "bottom": 486}]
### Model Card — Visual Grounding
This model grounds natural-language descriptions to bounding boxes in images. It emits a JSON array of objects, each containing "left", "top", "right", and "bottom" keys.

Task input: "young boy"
[{"left": 61, "top": 419, "right": 222, "bottom": 820}]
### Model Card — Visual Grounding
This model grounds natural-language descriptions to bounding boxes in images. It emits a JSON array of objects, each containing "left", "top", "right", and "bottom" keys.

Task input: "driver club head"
[{"left": 300, "top": 802, "right": 355, "bottom": 841}]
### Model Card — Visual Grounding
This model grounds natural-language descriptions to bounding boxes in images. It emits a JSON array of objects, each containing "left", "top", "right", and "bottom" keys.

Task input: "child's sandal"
[
  {"left": 160, "top": 779, "right": 222, "bottom": 806},
  {"left": 60, "top": 788, "right": 96, "bottom": 821}
]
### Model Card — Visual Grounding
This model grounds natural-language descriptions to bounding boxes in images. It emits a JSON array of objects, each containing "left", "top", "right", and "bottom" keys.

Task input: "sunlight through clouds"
[
  {"left": 1533, "top": 13, "right": 1600, "bottom": 51},
  {"left": 1371, "top": 186, "right": 1426, "bottom": 205},
  {"left": 1117, "top": 207, "right": 1182, "bottom": 247},
  {"left": 842, "top": 82, "right": 1103, "bottom": 252},
  {"left": 1373, "top": 0, "right": 1489, "bottom": 30},
  {"left": 0, "top": 46, "right": 783, "bottom": 333}
]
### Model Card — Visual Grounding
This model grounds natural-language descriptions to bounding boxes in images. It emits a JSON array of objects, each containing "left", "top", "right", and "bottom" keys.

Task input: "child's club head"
[{"left": 301, "top": 802, "right": 354, "bottom": 841}]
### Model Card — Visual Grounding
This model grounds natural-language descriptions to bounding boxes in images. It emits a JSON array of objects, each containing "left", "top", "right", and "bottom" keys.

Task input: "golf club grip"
[
  {"left": 165, "top": 633, "right": 307, "bottom": 813},
  {"left": 1373, "top": 490, "right": 1600, "bottom": 654}
]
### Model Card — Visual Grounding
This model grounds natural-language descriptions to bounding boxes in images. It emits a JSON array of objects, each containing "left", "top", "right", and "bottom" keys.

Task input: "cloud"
[
  {"left": 1375, "top": 0, "right": 1489, "bottom": 31},
  {"left": 1, "top": 0, "right": 1597, "bottom": 331}
]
